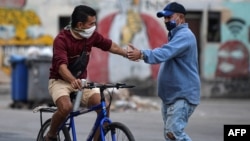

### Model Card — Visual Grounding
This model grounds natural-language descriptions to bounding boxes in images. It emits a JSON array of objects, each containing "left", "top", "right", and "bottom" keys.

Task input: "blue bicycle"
[{"left": 33, "top": 82, "right": 135, "bottom": 141}]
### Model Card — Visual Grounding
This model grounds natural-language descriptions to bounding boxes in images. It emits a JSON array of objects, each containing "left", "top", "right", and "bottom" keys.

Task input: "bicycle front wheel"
[
  {"left": 36, "top": 118, "right": 71, "bottom": 141},
  {"left": 99, "top": 122, "right": 135, "bottom": 141}
]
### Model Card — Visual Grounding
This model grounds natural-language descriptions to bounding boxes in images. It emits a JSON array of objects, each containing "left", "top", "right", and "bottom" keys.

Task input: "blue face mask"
[{"left": 165, "top": 20, "right": 177, "bottom": 31}]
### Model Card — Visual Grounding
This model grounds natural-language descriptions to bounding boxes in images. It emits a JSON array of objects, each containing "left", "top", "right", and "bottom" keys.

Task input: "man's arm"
[{"left": 108, "top": 42, "right": 127, "bottom": 57}]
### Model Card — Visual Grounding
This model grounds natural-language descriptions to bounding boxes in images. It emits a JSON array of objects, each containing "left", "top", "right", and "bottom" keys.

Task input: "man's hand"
[
  {"left": 127, "top": 44, "right": 141, "bottom": 61},
  {"left": 70, "top": 79, "right": 82, "bottom": 90}
]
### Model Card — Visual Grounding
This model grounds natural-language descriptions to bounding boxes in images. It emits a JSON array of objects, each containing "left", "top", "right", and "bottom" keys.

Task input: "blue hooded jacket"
[{"left": 141, "top": 23, "right": 200, "bottom": 105}]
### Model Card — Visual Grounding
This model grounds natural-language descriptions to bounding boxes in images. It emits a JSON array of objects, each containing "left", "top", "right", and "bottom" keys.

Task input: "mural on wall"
[
  {"left": 209, "top": 1, "right": 250, "bottom": 97},
  {"left": 215, "top": 40, "right": 249, "bottom": 78},
  {"left": 0, "top": 8, "right": 53, "bottom": 46},
  {"left": 215, "top": 17, "right": 249, "bottom": 79},
  {"left": 88, "top": 0, "right": 168, "bottom": 83},
  {"left": 0, "top": 0, "right": 53, "bottom": 74}
]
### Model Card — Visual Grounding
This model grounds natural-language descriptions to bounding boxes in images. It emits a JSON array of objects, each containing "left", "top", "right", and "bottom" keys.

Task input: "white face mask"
[{"left": 77, "top": 26, "right": 96, "bottom": 38}]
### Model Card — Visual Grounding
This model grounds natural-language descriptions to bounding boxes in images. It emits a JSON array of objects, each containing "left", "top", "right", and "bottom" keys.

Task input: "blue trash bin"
[{"left": 10, "top": 55, "right": 28, "bottom": 102}]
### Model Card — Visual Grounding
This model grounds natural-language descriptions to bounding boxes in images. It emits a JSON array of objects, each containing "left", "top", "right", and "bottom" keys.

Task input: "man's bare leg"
[{"left": 45, "top": 96, "right": 72, "bottom": 141}]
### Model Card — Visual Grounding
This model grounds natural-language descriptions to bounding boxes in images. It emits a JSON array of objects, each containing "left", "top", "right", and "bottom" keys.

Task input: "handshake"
[{"left": 125, "top": 44, "right": 144, "bottom": 61}]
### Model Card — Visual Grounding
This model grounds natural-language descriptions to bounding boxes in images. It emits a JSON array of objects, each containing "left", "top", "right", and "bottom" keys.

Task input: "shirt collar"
[{"left": 168, "top": 23, "right": 188, "bottom": 40}]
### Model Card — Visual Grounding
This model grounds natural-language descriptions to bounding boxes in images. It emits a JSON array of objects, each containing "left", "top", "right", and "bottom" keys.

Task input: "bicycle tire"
[
  {"left": 98, "top": 122, "right": 135, "bottom": 141},
  {"left": 36, "top": 118, "right": 71, "bottom": 141}
]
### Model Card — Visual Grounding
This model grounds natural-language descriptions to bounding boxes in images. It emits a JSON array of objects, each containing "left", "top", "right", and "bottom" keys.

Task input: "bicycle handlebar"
[
  {"left": 82, "top": 82, "right": 135, "bottom": 89},
  {"left": 75, "top": 82, "right": 135, "bottom": 111}
]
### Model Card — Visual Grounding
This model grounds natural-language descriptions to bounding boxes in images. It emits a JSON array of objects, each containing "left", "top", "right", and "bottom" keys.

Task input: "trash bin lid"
[{"left": 26, "top": 55, "right": 52, "bottom": 62}]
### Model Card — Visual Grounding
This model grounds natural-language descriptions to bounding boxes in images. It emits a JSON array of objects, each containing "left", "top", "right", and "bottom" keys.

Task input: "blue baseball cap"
[{"left": 157, "top": 2, "right": 186, "bottom": 18}]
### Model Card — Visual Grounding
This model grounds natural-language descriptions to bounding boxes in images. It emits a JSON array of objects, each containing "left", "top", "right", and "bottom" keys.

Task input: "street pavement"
[{"left": 1, "top": 90, "right": 250, "bottom": 141}]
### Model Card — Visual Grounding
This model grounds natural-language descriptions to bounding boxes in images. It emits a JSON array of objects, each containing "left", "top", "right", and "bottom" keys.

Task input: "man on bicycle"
[{"left": 45, "top": 5, "right": 127, "bottom": 141}]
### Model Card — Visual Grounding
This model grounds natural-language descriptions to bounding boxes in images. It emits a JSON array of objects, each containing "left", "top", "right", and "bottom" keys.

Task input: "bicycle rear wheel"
[
  {"left": 36, "top": 118, "right": 71, "bottom": 141},
  {"left": 99, "top": 122, "right": 135, "bottom": 141}
]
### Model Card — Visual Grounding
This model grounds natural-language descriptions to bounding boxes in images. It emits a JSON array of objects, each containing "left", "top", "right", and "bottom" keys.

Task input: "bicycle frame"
[{"left": 58, "top": 86, "right": 112, "bottom": 141}]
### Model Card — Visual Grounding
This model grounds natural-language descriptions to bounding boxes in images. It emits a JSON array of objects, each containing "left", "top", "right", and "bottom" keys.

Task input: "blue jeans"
[{"left": 161, "top": 99, "right": 197, "bottom": 141}]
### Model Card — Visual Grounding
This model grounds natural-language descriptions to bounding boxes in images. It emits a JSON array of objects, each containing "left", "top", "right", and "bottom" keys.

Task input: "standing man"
[
  {"left": 45, "top": 5, "right": 127, "bottom": 141},
  {"left": 127, "top": 2, "right": 200, "bottom": 141}
]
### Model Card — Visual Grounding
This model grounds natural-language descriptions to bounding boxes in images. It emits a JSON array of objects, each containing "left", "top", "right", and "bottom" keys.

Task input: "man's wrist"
[
  {"left": 122, "top": 48, "right": 128, "bottom": 58},
  {"left": 140, "top": 50, "right": 144, "bottom": 60}
]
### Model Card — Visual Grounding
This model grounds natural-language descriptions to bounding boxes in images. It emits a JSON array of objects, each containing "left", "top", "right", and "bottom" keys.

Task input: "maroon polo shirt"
[{"left": 49, "top": 29, "right": 112, "bottom": 80}]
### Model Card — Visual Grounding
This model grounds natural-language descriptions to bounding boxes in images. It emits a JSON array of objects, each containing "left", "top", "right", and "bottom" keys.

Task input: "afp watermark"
[{"left": 224, "top": 125, "right": 250, "bottom": 141}]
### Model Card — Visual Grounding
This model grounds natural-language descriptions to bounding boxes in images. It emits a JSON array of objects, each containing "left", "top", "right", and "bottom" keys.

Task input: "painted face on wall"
[{"left": 215, "top": 40, "right": 249, "bottom": 78}]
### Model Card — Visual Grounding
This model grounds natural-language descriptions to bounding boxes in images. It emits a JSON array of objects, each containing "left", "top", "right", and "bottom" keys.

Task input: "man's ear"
[
  {"left": 76, "top": 22, "right": 83, "bottom": 28},
  {"left": 179, "top": 14, "right": 185, "bottom": 23}
]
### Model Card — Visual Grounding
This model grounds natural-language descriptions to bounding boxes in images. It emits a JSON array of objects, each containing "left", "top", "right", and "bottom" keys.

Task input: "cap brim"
[{"left": 156, "top": 10, "right": 174, "bottom": 18}]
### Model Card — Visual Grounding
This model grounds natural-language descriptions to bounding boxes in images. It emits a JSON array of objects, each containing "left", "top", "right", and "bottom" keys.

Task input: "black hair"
[{"left": 71, "top": 5, "right": 96, "bottom": 28}]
